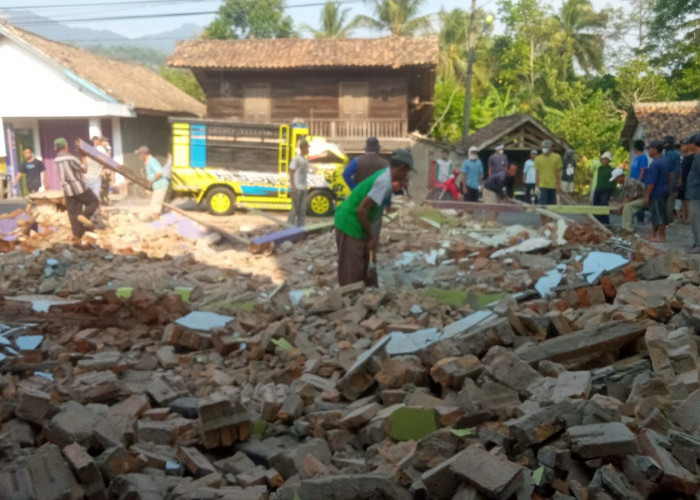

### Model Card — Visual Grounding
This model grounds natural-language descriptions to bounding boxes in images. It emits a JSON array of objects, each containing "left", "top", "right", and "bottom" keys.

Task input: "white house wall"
[{"left": 0, "top": 39, "right": 133, "bottom": 119}]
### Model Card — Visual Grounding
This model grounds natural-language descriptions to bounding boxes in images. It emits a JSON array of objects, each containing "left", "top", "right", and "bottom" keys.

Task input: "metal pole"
[{"left": 462, "top": 0, "right": 478, "bottom": 143}]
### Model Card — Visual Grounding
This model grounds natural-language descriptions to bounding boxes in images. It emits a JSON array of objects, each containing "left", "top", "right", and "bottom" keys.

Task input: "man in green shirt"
[
  {"left": 334, "top": 149, "right": 414, "bottom": 286},
  {"left": 535, "top": 139, "right": 563, "bottom": 205},
  {"left": 592, "top": 151, "right": 615, "bottom": 225}
]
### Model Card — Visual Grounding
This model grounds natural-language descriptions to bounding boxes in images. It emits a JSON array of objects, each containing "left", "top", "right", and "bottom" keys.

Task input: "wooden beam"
[{"left": 163, "top": 203, "right": 250, "bottom": 247}]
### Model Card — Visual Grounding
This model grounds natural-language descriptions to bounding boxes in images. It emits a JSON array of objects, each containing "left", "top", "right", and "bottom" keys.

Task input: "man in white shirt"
[
  {"left": 522, "top": 150, "right": 537, "bottom": 204},
  {"left": 435, "top": 149, "right": 453, "bottom": 184},
  {"left": 288, "top": 139, "right": 310, "bottom": 227}
]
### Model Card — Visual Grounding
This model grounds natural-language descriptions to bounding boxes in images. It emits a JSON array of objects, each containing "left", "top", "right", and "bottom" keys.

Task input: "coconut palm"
[
  {"left": 354, "top": 0, "right": 432, "bottom": 36},
  {"left": 302, "top": 1, "right": 357, "bottom": 39},
  {"left": 555, "top": 0, "right": 609, "bottom": 73}
]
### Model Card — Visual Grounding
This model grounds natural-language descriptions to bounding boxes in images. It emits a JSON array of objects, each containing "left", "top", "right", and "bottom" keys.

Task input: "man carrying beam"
[
  {"left": 334, "top": 149, "right": 414, "bottom": 287},
  {"left": 54, "top": 137, "right": 99, "bottom": 243}
]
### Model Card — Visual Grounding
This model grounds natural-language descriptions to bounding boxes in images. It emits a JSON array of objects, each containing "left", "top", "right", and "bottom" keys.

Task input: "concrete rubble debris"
[{"left": 1, "top": 201, "right": 699, "bottom": 499}]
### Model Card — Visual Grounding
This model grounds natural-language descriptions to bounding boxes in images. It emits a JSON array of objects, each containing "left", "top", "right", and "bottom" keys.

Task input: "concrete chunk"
[
  {"left": 568, "top": 422, "right": 637, "bottom": 459},
  {"left": 450, "top": 444, "right": 524, "bottom": 500}
]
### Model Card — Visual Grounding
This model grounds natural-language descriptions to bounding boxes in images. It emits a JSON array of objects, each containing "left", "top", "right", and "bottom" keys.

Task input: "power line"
[
  {"left": 5, "top": 0, "right": 365, "bottom": 26},
  {"left": 0, "top": 0, "right": 211, "bottom": 10}
]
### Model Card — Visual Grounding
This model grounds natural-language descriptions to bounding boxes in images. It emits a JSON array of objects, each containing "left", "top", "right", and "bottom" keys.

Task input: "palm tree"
[
  {"left": 302, "top": 1, "right": 357, "bottom": 39},
  {"left": 555, "top": 0, "right": 609, "bottom": 73},
  {"left": 354, "top": 0, "right": 432, "bottom": 36}
]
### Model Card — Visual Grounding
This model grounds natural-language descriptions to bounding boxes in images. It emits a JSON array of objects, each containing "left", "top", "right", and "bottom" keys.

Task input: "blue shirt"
[
  {"left": 342, "top": 157, "right": 391, "bottom": 207},
  {"left": 665, "top": 149, "right": 682, "bottom": 189},
  {"left": 644, "top": 156, "right": 671, "bottom": 200},
  {"left": 146, "top": 156, "right": 168, "bottom": 191},
  {"left": 523, "top": 159, "right": 536, "bottom": 184},
  {"left": 461, "top": 158, "right": 484, "bottom": 190},
  {"left": 630, "top": 153, "right": 648, "bottom": 180},
  {"left": 686, "top": 154, "right": 700, "bottom": 201},
  {"left": 342, "top": 157, "right": 359, "bottom": 190}
]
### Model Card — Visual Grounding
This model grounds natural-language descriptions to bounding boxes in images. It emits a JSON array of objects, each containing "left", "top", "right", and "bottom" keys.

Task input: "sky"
[{"left": 2, "top": 0, "right": 612, "bottom": 40}]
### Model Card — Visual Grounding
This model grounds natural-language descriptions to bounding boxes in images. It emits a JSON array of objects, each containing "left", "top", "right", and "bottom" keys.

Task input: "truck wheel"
[
  {"left": 306, "top": 190, "right": 334, "bottom": 217},
  {"left": 206, "top": 187, "right": 236, "bottom": 216}
]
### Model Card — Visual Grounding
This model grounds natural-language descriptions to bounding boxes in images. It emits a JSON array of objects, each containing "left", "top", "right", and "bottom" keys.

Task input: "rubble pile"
[{"left": 2, "top": 203, "right": 700, "bottom": 499}]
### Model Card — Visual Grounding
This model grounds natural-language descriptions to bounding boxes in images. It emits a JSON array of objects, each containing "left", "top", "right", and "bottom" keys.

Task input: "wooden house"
[{"left": 168, "top": 37, "right": 439, "bottom": 153}]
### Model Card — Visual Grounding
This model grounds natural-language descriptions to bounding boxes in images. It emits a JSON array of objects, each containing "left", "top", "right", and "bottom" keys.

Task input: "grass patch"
[
  {"left": 420, "top": 288, "right": 506, "bottom": 309},
  {"left": 204, "top": 299, "right": 256, "bottom": 315}
]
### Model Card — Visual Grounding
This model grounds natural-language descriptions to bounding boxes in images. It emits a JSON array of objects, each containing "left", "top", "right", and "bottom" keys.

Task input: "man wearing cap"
[
  {"left": 610, "top": 168, "right": 646, "bottom": 235},
  {"left": 522, "top": 149, "right": 537, "bottom": 204},
  {"left": 592, "top": 152, "right": 615, "bottom": 225},
  {"left": 664, "top": 136, "right": 682, "bottom": 223},
  {"left": 53, "top": 137, "right": 99, "bottom": 242},
  {"left": 488, "top": 144, "right": 508, "bottom": 178},
  {"left": 137, "top": 146, "right": 169, "bottom": 219},
  {"left": 644, "top": 140, "right": 673, "bottom": 242},
  {"left": 535, "top": 139, "right": 563, "bottom": 205},
  {"left": 334, "top": 149, "right": 414, "bottom": 286},
  {"left": 684, "top": 133, "right": 700, "bottom": 252},
  {"left": 461, "top": 146, "right": 484, "bottom": 202},
  {"left": 342, "top": 137, "right": 389, "bottom": 190},
  {"left": 342, "top": 137, "right": 390, "bottom": 240}
]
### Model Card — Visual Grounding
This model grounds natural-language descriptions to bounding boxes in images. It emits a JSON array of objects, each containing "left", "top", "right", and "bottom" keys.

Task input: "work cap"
[
  {"left": 365, "top": 137, "right": 380, "bottom": 152},
  {"left": 663, "top": 135, "right": 676, "bottom": 147},
  {"left": 495, "top": 144, "right": 504, "bottom": 151},
  {"left": 680, "top": 137, "right": 690, "bottom": 145},
  {"left": 391, "top": 148, "right": 415, "bottom": 171},
  {"left": 135, "top": 145, "right": 150, "bottom": 155},
  {"left": 530, "top": 149, "right": 538, "bottom": 155},
  {"left": 609, "top": 167, "right": 625, "bottom": 182},
  {"left": 648, "top": 140, "right": 664, "bottom": 151},
  {"left": 689, "top": 133, "right": 700, "bottom": 146},
  {"left": 600, "top": 151, "right": 613, "bottom": 161},
  {"left": 469, "top": 146, "right": 479, "bottom": 153},
  {"left": 53, "top": 137, "right": 67, "bottom": 149},
  {"left": 541, "top": 139, "right": 552, "bottom": 149}
]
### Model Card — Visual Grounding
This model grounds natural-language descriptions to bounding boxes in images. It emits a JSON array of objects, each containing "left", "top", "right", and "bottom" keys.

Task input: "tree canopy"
[{"left": 203, "top": 0, "right": 295, "bottom": 39}]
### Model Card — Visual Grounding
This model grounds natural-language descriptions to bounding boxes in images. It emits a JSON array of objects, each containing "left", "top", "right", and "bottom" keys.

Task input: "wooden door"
[
  {"left": 339, "top": 82, "right": 368, "bottom": 119},
  {"left": 243, "top": 84, "right": 271, "bottom": 122}
]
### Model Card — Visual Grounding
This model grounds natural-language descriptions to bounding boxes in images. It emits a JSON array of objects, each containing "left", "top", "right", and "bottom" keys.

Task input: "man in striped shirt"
[{"left": 54, "top": 137, "right": 99, "bottom": 241}]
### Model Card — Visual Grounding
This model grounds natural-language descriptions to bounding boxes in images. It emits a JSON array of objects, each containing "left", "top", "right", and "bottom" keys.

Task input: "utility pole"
[{"left": 462, "top": 0, "right": 478, "bottom": 143}]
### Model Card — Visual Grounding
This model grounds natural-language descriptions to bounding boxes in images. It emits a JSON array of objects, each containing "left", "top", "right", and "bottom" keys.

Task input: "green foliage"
[
  {"left": 614, "top": 56, "right": 676, "bottom": 109},
  {"left": 85, "top": 45, "right": 166, "bottom": 70},
  {"left": 355, "top": 0, "right": 432, "bottom": 36},
  {"left": 159, "top": 68, "right": 205, "bottom": 102},
  {"left": 431, "top": 77, "right": 465, "bottom": 143},
  {"left": 203, "top": 0, "right": 295, "bottom": 39},
  {"left": 301, "top": 1, "right": 357, "bottom": 38}
]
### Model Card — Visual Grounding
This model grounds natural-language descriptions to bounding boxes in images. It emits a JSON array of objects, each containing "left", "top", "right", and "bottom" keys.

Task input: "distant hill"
[{"left": 1, "top": 10, "right": 201, "bottom": 54}]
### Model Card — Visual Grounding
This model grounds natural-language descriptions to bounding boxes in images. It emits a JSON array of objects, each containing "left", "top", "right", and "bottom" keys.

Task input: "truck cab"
[{"left": 169, "top": 118, "right": 348, "bottom": 216}]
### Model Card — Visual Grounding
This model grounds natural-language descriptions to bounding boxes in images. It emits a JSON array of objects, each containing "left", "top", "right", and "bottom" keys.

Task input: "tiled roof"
[
  {"left": 621, "top": 101, "right": 700, "bottom": 143},
  {"left": 168, "top": 36, "right": 439, "bottom": 70},
  {"left": 0, "top": 23, "right": 205, "bottom": 116},
  {"left": 455, "top": 114, "right": 572, "bottom": 152}
]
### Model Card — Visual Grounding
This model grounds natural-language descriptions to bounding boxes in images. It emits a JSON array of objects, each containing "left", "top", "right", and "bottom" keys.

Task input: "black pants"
[
  {"left": 593, "top": 189, "right": 612, "bottom": 225},
  {"left": 505, "top": 176, "right": 515, "bottom": 198},
  {"left": 66, "top": 190, "right": 99, "bottom": 238},
  {"left": 464, "top": 187, "right": 480, "bottom": 202},
  {"left": 525, "top": 183, "right": 536, "bottom": 204}
]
